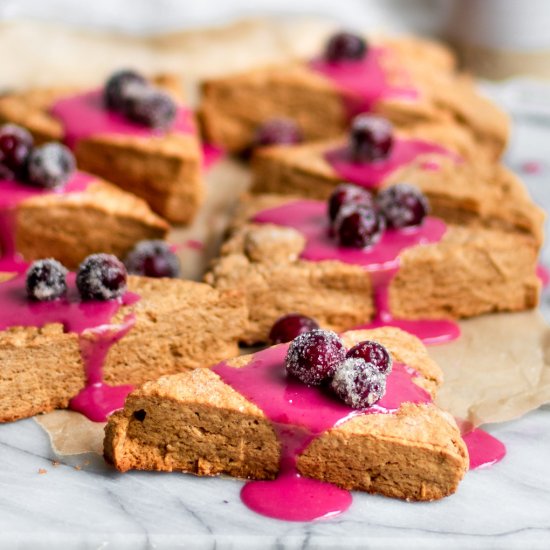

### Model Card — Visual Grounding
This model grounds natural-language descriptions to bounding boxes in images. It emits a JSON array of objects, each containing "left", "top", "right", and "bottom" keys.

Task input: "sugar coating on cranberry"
[
  {"left": 124, "top": 240, "right": 180, "bottom": 278},
  {"left": 377, "top": 184, "right": 429, "bottom": 228},
  {"left": 124, "top": 88, "right": 176, "bottom": 129},
  {"left": 104, "top": 70, "right": 147, "bottom": 111},
  {"left": 285, "top": 329, "right": 346, "bottom": 386},
  {"left": 269, "top": 313, "right": 320, "bottom": 344},
  {"left": 334, "top": 203, "right": 385, "bottom": 249},
  {"left": 26, "top": 259, "right": 68, "bottom": 301},
  {"left": 350, "top": 115, "right": 393, "bottom": 162},
  {"left": 0, "top": 124, "right": 34, "bottom": 180},
  {"left": 324, "top": 31, "right": 367, "bottom": 62},
  {"left": 346, "top": 340, "right": 392, "bottom": 374},
  {"left": 76, "top": 253, "right": 127, "bottom": 301},
  {"left": 328, "top": 183, "right": 374, "bottom": 222},
  {"left": 27, "top": 143, "right": 75, "bottom": 189},
  {"left": 331, "top": 358, "right": 387, "bottom": 409},
  {"left": 254, "top": 118, "right": 303, "bottom": 148}
]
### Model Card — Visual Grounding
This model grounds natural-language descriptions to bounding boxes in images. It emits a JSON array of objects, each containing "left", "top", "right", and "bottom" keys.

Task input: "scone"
[
  {"left": 1, "top": 170, "right": 168, "bottom": 270},
  {"left": 205, "top": 194, "right": 540, "bottom": 344},
  {"left": 250, "top": 124, "right": 544, "bottom": 244},
  {"left": 0, "top": 73, "right": 203, "bottom": 224},
  {"left": 104, "top": 327, "right": 469, "bottom": 504},
  {"left": 0, "top": 270, "right": 247, "bottom": 423},
  {"left": 198, "top": 33, "right": 509, "bottom": 158}
]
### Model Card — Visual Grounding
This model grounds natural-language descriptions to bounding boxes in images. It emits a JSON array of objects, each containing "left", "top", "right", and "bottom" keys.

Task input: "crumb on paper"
[
  {"left": 52, "top": 460, "right": 60, "bottom": 467},
  {"left": 38, "top": 468, "right": 47, "bottom": 475}
]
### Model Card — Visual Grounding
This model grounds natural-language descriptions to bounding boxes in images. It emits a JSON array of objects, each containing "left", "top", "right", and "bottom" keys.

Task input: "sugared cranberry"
[
  {"left": 0, "top": 124, "right": 34, "bottom": 180},
  {"left": 269, "top": 313, "right": 320, "bottom": 344},
  {"left": 285, "top": 329, "right": 346, "bottom": 385},
  {"left": 334, "top": 203, "right": 385, "bottom": 249},
  {"left": 324, "top": 31, "right": 367, "bottom": 62},
  {"left": 76, "top": 253, "right": 127, "bottom": 301},
  {"left": 377, "top": 184, "right": 429, "bottom": 228},
  {"left": 25, "top": 259, "right": 68, "bottom": 301},
  {"left": 124, "top": 88, "right": 176, "bottom": 129},
  {"left": 346, "top": 340, "right": 392, "bottom": 374},
  {"left": 349, "top": 115, "right": 393, "bottom": 162},
  {"left": 104, "top": 70, "right": 147, "bottom": 111},
  {"left": 331, "top": 358, "right": 386, "bottom": 408},
  {"left": 254, "top": 118, "right": 303, "bottom": 148},
  {"left": 27, "top": 143, "right": 75, "bottom": 189},
  {"left": 124, "top": 240, "right": 180, "bottom": 278},
  {"left": 328, "top": 183, "right": 374, "bottom": 222}
]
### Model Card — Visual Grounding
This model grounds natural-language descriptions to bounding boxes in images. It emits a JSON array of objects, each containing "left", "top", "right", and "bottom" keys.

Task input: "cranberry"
[
  {"left": 254, "top": 118, "right": 303, "bottom": 148},
  {"left": 124, "top": 88, "right": 176, "bottom": 129},
  {"left": 328, "top": 183, "right": 374, "bottom": 223},
  {"left": 285, "top": 329, "right": 346, "bottom": 386},
  {"left": 324, "top": 31, "right": 367, "bottom": 62},
  {"left": 104, "top": 70, "right": 147, "bottom": 111},
  {"left": 27, "top": 143, "right": 75, "bottom": 189},
  {"left": 331, "top": 358, "right": 386, "bottom": 408},
  {"left": 349, "top": 115, "right": 393, "bottom": 162},
  {"left": 0, "top": 124, "right": 34, "bottom": 180},
  {"left": 377, "top": 184, "right": 429, "bottom": 228},
  {"left": 346, "top": 340, "right": 392, "bottom": 374},
  {"left": 25, "top": 259, "right": 68, "bottom": 301},
  {"left": 334, "top": 203, "right": 385, "bottom": 249},
  {"left": 76, "top": 253, "right": 127, "bottom": 301},
  {"left": 269, "top": 313, "right": 320, "bottom": 344},
  {"left": 124, "top": 240, "right": 180, "bottom": 278}
]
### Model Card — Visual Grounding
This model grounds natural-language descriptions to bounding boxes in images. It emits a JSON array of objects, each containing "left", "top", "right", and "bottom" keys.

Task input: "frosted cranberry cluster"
[{"left": 284, "top": 329, "right": 393, "bottom": 408}]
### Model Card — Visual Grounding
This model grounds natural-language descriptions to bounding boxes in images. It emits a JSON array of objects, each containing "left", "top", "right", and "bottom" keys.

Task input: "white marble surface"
[{"left": 1, "top": 84, "right": 550, "bottom": 550}]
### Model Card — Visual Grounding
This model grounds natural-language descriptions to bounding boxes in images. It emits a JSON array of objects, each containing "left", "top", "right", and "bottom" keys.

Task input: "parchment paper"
[{"left": 1, "top": 18, "right": 548, "bottom": 455}]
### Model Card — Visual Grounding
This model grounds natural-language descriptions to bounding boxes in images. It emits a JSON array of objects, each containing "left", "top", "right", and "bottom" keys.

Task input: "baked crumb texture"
[
  {"left": 0, "top": 76, "right": 203, "bottom": 224},
  {"left": 104, "top": 327, "right": 469, "bottom": 502},
  {"left": 205, "top": 194, "right": 540, "bottom": 344},
  {"left": 198, "top": 36, "right": 510, "bottom": 158},
  {"left": 0, "top": 276, "right": 247, "bottom": 422}
]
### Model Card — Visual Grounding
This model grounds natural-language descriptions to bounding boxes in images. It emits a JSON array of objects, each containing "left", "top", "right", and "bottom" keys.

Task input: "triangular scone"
[
  {"left": 198, "top": 36, "right": 509, "bottom": 158},
  {"left": 11, "top": 176, "right": 168, "bottom": 269},
  {"left": 0, "top": 275, "right": 247, "bottom": 422},
  {"left": 205, "top": 194, "right": 540, "bottom": 344},
  {"left": 251, "top": 137, "right": 544, "bottom": 245},
  {"left": 0, "top": 76, "right": 203, "bottom": 224},
  {"left": 105, "top": 327, "right": 468, "bottom": 502}
]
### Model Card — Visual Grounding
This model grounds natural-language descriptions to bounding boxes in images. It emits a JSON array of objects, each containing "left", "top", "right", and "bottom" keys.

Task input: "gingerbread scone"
[
  {"left": 251, "top": 117, "right": 544, "bottom": 244},
  {"left": 206, "top": 193, "right": 540, "bottom": 344},
  {"left": 105, "top": 327, "right": 468, "bottom": 507},
  {"left": 0, "top": 124, "right": 169, "bottom": 270},
  {"left": 0, "top": 72, "right": 203, "bottom": 223},
  {"left": 0, "top": 261, "right": 247, "bottom": 423},
  {"left": 198, "top": 32, "right": 509, "bottom": 158}
]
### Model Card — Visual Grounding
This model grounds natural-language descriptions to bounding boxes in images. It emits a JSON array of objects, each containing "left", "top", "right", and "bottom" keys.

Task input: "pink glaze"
[
  {"left": 0, "top": 172, "right": 93, "bottom": 273},
  {"left": 324, "top": 139, "right": 460, "bottom": 190},
  {"left": 462, "top": 427, "right": 507, "bottom": 470},
  {"left": 185, "top": 239, "right": 204, "bottom": 251},
  {"left": 0, "top": 273, "right": 140, "bottom": 422},
  {"left": 253, "top": 200, "right": 459, "bottom": 344},
  {"left": 213, "top": 345, "right": 430, "bottom": 521},
  {"left": 51, "top": 90, "right": 195, "bottom": 149},
  {"left": 202, "top": 143, "right": 224, "bottom": 171},
  {"left": 521, "top": 160, "right": 543, "bottom": 175},
  {"left": 309, "top": 47, "right": 417, "bottom": 118},
  {"left": 537, "top": 264, "right": 550, "bottom": 288}
]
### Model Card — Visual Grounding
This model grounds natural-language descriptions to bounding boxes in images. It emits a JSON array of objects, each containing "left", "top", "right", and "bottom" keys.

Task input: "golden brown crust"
[
  {"left": 251, "top": 136, "right": 544, "bottom": 245},
  {"left": 104, "top": 327, "right": 468, "bottom": 501},
  {"left": 198, "top": 37, "right": 509, "bottom": 157},
  {"left": 14, "top": 179, "right": 169, "bottom": 269},
  {"left": 0, "top": 75, "right": 203, "bottom": 224},
  {"left": 206, "top": 194, "right": 540, "bottom": 343},
  {"left": 0, "top": 275, "right": 248, "bottom": 422}
]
